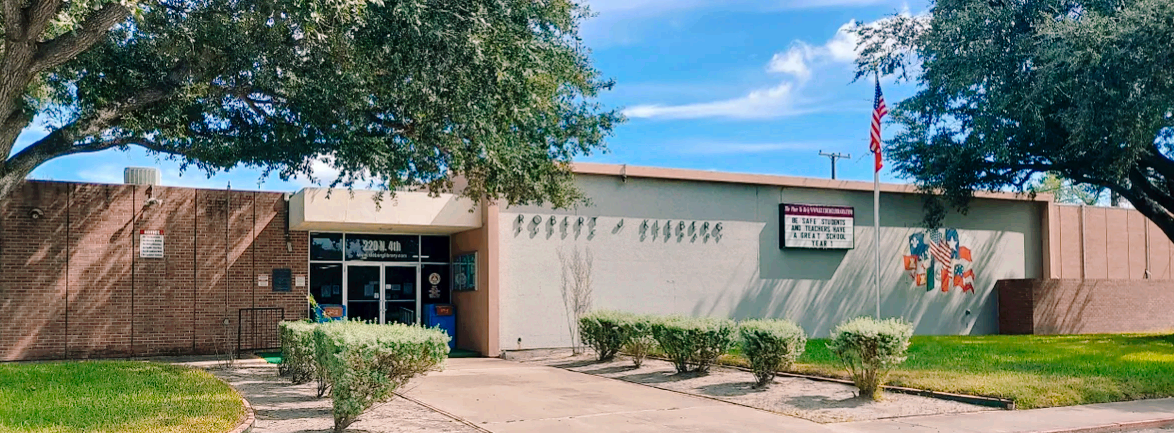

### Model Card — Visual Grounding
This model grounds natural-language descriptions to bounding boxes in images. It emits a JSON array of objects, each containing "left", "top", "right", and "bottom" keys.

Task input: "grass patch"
[
  {"left": 0, "top": 361, "right": 243, "bottom": 433},
  {"left": 718, "top": 334, "right": 1174, "bottom": 409}
]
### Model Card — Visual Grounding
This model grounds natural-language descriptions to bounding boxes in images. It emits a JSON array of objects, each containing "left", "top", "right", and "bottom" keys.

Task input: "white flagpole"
[
  {"left": 874, "top": 165, "right": 881, "bottom": 319},
  {"left": 872, "top": 71, "right": 885, "bottom": 320}
]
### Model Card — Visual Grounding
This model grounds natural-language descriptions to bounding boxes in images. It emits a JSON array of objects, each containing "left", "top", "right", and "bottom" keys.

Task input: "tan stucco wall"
[
  {"left": 497, "top": 174, "right": 1044, "bottom": 349},
  {"left": 450, "top": 203, "right": 500, "bottom": 356}
]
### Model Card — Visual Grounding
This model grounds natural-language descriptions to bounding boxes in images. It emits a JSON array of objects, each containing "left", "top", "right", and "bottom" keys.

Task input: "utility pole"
[{"left": 819, "top": 151, "right": 850, "bottom": 179}]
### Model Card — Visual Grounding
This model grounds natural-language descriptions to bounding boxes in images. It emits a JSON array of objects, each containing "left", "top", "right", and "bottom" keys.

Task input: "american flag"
[
  {"left": 870, "top": 74, "right": 888, "bottom": 172},
  {"left": 927, "top": 230, "right": 954, "bottom": 267}
]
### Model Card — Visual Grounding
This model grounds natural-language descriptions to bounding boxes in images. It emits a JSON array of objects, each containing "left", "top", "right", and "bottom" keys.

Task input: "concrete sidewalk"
[
  {"left": 827, "top": 397, "right": 1174, "bottom": 433},
  {"left": 400, "top": 358, "right": 833, "bottom": 433},
  {"left": 404, "top": 358, "right": 1174, "bottom": 433}
]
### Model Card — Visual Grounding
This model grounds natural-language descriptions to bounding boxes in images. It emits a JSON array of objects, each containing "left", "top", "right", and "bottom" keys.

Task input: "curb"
[
  {"left": 226, "top": 393, "right": 256, "bottom": 433},
  {"left": 1032, "top": 416, "right": 1174, "bottom": 433}
]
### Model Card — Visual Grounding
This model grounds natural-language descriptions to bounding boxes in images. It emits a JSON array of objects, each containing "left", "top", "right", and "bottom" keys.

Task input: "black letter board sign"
[
  {"left": 272, "top": 268, "right": 292, "bottom": 292},
  {"left": 780, "top": 203, "right": 855, "bottom": 249}
]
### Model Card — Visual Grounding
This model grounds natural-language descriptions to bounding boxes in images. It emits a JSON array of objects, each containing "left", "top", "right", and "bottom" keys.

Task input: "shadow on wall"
[
  {"left": 1, "top": 182, "right": 289, "bottom": 361},
  {"left": 695, "top": 226, "right": 1015, "bottom": 338}
]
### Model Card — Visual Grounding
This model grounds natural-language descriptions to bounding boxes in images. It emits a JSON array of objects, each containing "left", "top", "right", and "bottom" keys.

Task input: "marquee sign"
[{"left": 780, "top": 204, "right": 854, "bottom": 249}]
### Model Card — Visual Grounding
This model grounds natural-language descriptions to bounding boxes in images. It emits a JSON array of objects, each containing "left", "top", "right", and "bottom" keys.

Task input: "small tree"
[
  {"left": 313, "top": 321, "right": 449, "bottom": 432},
  {"left": 579, "top": 311, "right": 631, "bottom": 361},
  {"left": 827, "top": 317, "right": 913, "bottom": 401},
  {"left": 650, "top": 316, "right": 736, "bottom": 374},
  {"left": 278, "top": 321, "right": 317, "bottom": 384},
  {"left": 622, "top": 315, "right": 658, "bottom": 368},
  {"left": 738, "top": 319, "right": 806, "bottom": 389},
  {"left": 559, "top": 246, "right": 594, "bottom": 355}
]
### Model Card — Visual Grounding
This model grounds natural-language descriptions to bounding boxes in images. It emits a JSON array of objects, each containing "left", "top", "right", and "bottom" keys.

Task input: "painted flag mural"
[{"left": 904, "top": 229, "right": 975, "bottom": 293}]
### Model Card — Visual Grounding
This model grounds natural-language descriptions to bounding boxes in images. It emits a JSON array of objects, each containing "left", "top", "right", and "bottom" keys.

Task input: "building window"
[
  {"left": 310, "top": 232, "right": 343, "bottom": 261},
  {"left": 420, "top": 235, "right": 450, "bottom": 263},
  {"left": 311, "top": 263, "right": 343, "bottom": 305}
]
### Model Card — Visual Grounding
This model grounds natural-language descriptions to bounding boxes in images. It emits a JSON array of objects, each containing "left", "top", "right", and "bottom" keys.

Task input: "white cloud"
[
  {"left": 624, "top": 83, "right": 803, "bottom": 119},
  {"left": 293, "top": 156, "right": 343, "bottom": 187},
  {"left": 767, "top": 45, "right": 813, "bottom": 81},
  {"left": 679, "top": 141, "right": 825, "bottom": 155},
  {"left": 623, "top": 20, "right": 860, "bottom": 120},
  {"left": 620, "top": 10, "right": 930, "bottom": 121},
  {"left": 767, "top": 21, "right": 860, "bottom": 82}
]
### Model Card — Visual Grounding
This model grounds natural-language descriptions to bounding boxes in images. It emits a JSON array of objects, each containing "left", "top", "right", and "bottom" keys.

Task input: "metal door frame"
[
  {"left": 381, "top": 262, "right": 421, "bottom": 325},
  {"left": 342, "top": 261, "right": 420, "bottom": 324}
]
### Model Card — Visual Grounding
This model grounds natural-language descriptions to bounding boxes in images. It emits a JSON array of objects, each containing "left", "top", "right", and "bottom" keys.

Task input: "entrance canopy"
[{"left": 289, "top": 188, "right": 481, "bottom": 234}]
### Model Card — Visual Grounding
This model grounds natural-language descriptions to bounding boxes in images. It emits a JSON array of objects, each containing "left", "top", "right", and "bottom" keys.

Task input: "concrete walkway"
[
  {"left": 827, "top": 398, "right": 1174, "bottom": 433},
  {"left": 400, "top": 358, "right": 833, "bottom": 433}
]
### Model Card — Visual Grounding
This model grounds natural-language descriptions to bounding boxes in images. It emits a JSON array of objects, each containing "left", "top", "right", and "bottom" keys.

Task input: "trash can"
[{"left": 422, "top": 304, "right": 456, "bottom": 350}]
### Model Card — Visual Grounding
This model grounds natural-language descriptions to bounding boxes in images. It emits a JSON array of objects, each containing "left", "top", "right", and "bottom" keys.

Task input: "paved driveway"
[{"left": 400, "top": 358, "right": 832, "bottom": 433}]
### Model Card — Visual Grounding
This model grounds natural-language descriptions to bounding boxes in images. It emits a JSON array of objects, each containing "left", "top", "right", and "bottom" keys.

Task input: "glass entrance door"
[
  {"left": 346, "top": 265, "right": 382, "bottom": 323},
  {"left": 344, "top": 264, "right": 419, "bottom": 324},
  {"left": 383, "top": 266, "right": 419, "bottom": 325}
]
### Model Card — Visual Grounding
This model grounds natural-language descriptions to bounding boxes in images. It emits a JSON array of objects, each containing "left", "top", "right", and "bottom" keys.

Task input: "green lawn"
[
  {"left": 722, "top": 333, "right": 1174, "bottom": 409},
  {"left": 0, "top": 361, "right": 243, "bottom": 433}
]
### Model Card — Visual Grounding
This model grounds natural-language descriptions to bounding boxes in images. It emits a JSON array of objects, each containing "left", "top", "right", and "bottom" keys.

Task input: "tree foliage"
[
  {"left": 1030, "top": 173, "right": 1105, "bottom": 205},
  {"left": 0, "top": 0, "right": 620, "bottom": 206},
  {"left": 855, "top": 0, "right": 1174, "bottom": 240}
]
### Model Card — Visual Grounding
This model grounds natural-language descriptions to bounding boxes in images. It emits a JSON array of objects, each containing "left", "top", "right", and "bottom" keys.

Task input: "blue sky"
[{"left": 20, "top": 0, "right": 928, "bottom": 192}]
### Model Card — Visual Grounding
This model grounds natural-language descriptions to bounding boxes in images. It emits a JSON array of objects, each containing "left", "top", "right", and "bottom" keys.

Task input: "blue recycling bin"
[{"left": 422, "top": 304, "right": 456, "bottom": 350}]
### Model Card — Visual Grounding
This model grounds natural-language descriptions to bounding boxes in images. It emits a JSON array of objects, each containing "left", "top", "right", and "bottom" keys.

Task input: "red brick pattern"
[
  {"left": 0, "top": 181, "right": 308, "bottom": 361},
  {"left": 998, "top": 278, "right": 1174, "bottom": 334},
  {"left": 1, "top": 182, "right": 70, "bottom": 360}
]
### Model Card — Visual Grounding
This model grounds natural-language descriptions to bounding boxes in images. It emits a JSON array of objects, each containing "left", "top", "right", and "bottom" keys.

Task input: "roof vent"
[{"left": 123, "top": 167, "right": 161, "bottom": 185}]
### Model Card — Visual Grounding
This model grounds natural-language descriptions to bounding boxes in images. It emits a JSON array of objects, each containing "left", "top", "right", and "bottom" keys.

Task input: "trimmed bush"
[
  {"left": 579, "top": 311, "right": 633, "bottom": 361},
  {"left": 313, "top": 320, "right": 450, "bottom": 432},
  {"left": 622, "top": 315, "right": 659, "bottom": 368},
  {"left": 278, "top": 320, "right": 317, "bottom": 384},
  {"left": 737, "top": 319, "right": 806, "bottom": 388},
  {"left": 827, "top": 317, "right": 913, "bottom": 401},
  {"left": 651, "top": 316, "right": 736, "bottom": 373}
]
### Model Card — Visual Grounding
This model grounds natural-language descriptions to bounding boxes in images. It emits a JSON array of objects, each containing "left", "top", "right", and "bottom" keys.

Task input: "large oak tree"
[
  {"left": 0, "top": 0, "right": 619, "bottom": 206},
  {"left": 856, "top": 0, "right": 1174, "bottom": 240}
]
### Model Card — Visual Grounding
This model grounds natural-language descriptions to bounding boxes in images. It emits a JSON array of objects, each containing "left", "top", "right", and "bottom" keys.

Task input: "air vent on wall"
[{"left": 123, "top": 167, "right": 161, "bottom": 185}]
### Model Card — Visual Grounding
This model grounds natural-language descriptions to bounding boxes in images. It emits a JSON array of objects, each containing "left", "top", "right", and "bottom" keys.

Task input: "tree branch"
[
  {"left": 1128, "top": 166, "right": 1174, "bottom": 217},
  {"left": 24, "top": 0, "right": 65, "bottom": 41},
  {"left": 30, "top": 2, "right": 130, "bottom": 73},
  {"left": 4, "top": 0, "right": 26, "bottom": 41}
]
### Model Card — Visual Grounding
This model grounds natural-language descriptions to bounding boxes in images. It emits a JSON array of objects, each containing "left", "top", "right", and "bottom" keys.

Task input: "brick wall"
[
  {"left": 0, "top": 181, "right": 308, "bottom": 361},
  {"left": 997, "top": 278, "right": 1174, "bottom": 334}
]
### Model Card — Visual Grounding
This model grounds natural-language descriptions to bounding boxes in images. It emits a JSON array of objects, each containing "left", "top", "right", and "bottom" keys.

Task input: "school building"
[{"left": 2, "top": 163, "right": 1172, "bottom": 361}]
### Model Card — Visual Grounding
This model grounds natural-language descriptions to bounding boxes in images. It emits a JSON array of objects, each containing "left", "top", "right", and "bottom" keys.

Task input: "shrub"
[
  {"left": 738, "top": 319, "right": 806, "bottom": 388},
  {"left": 622, "top": 315, "right": 659, "bottom": 368},
  {"left": 827, "top": 317, "right": 913, "bottom": 401},
  {"left": 313, "top": 320, "right": 450, "bottom": 432},
  {"left": 651, "top": 316, "right": 736, "bottom": 373},
  {"left": 579, "top": 311, "right": 633, "bottom": 361},
  {"left": 278, "top": 321, "right": 317, "bottom": 384}
]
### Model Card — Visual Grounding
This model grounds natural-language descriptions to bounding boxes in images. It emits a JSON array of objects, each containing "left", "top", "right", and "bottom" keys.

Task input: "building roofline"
[{"left": 571, "top": 162, "right": 1052, "bottom": 203}]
